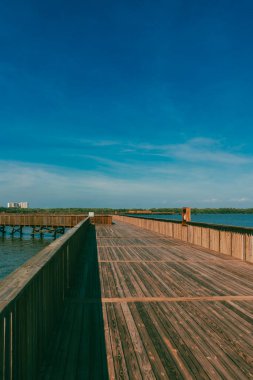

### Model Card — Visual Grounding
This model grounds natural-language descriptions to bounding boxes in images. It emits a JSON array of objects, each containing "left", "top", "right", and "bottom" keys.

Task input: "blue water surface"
[
  {"left": 129, "top": 213, "right": 253, "bottom": 228},
  {"left": 0, "top": 227, "right": 62, "bottom": 280}
]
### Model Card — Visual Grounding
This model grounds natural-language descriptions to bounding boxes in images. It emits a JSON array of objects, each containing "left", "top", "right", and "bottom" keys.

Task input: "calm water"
[
  {"left": 130, "top": 213, "right": 253, "bottom": 228},
  {"left": 0, "top": 227, "right": 61, "bottom": 280}
]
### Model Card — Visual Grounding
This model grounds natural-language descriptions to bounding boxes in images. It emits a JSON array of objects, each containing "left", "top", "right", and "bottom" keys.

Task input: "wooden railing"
[
  {"left": 0, "top": 214, "right": 112, "bottom": 227},
  {"left": 113, "top": 215, "right": 253, "bottom": 264},
  {"left": 90, "top": 215, "right": 112, "bottom": 225},
  {"left": 0, "top": 217, "right": 90, "bottom": 379}
]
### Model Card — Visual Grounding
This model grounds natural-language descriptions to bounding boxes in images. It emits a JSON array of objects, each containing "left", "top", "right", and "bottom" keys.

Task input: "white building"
[
  {"left": 7, "top": 202, "right": 19, "bottom": 208},
  {"left": 19, "top": 202, "right": 29, "bottom": 209},
  {"left": 7, "top": 202, "right": 29, "bottom": 209}
]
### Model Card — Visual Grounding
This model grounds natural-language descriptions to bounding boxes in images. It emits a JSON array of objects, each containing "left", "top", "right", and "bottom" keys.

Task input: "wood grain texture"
[
  {"left": 113, "top": 215, "right": 253, "bottom": 264},
  {"left": 0, "top": 218, "right": 91, "bottom": 380},
  {"left": 98, "top": 222, "right": 253, "bottom": 380},
  {"left": 34, "top": 220, "right": 253, "bottom": 379},
  {"left": 0, "top": 213, "right": 112, "bottom": 227}
]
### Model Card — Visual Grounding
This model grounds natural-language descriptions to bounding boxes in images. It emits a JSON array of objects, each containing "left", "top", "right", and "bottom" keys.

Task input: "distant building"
[
  {"left": 19, "top": 202, "right": 29, "bottom": 209},
  {"left": 7, "top": 202, "right": 19, "bottom": 208},
  {"left": 7, "top": 202, "right": 29, "bottom": 209}
]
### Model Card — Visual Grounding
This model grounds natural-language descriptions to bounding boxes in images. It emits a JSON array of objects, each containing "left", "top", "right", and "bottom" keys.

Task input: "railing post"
[
  {"left": 243, "top": 234, "right": 247, "bottom": 261},
  {"left": 182, "top": 207, "right": 191, "bottom": 226}
]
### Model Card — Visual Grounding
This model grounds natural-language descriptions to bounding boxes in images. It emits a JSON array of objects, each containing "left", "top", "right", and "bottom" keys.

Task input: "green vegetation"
[
  {"left": 191, "top": 208, "right": 253, "bottom": 214},
  {"left": 0, "top": 207, "right": 115, "bottom": 214},
  {"left": 1, "top": 207, "right": 253, "bottom": 214}
]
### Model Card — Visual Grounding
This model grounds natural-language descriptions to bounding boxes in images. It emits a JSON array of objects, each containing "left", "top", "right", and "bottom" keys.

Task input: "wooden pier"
[
  {"left": 0, "top": 213, "right": 112, "bottom": 237},
  {"left": 1, "top": 216, "right": 253, "bottom": 379}
]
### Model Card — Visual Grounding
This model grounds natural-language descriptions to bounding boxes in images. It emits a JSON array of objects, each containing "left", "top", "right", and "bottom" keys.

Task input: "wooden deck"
[{"left": 38, "top": 221, "right": 253, "bottom": 379}]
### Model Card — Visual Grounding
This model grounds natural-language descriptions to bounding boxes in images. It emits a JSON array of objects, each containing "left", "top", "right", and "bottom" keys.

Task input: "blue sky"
[{"left": 1, "top": 0, "right": 253, "bottom": 208}]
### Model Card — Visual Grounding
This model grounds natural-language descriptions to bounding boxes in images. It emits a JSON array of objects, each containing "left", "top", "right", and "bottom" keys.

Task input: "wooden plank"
[
  {"left": 105, "top": 303, "right": 130, "bottom": 379},
  {"left": 127, "top": 303, "right": 168, "bottom": 379},
  {"left": 96, "top": 222, "right": 253, "bottom": 379},
  {"left": 120, "top": 302, "right": 155, "bottom": 379},
  {"left": 101, "top": 304, "right": 116, "bottom": 380},
  {"left": 245, "top": 234, "right": 253, "bottom": 263}
]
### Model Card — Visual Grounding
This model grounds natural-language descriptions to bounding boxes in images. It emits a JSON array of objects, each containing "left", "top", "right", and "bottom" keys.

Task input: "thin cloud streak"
[
  {"left": 0, "top": 160, "right": 253, "bottom": 208},
  {"left": 130, "top": 138, "right": 253, "bottom": 165},
  {"left": 66, "top": 137, "right": 253, "bottom": 166}
]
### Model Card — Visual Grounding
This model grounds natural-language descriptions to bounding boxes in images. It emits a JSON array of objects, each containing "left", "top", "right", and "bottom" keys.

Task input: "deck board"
[
  {"left": 98, "top": 222, "right": 253, "bottom": 380},
  {"left": 39, "top": 221, "right": 253, "bottom": 379}
]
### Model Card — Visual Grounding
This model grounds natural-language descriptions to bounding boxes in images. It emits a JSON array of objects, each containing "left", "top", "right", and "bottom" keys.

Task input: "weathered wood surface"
[
  {"left": 0, "top": 218, "right": 90, "bottom": 380},
  {"left": 37, "top": 225, "right": 109, "bottom": 380},
  {"left": 91, "top": 215, "right": 112, "bottom": 225},
  {"left": 99, "top": 222, "right": 253, "bottom": 379},
  {"left": 38, "top": 221, "right": 253, "bottom": 379},
  {"left": 114, "top": 215, "right": 253, "bottom": 263},
  {"left": 0, "top": 213, "right": 112, "bottom": 227}
]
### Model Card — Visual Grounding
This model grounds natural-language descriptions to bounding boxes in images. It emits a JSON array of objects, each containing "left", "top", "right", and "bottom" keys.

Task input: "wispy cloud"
[
  {"left": 65, "top": 136, "right": 253, "bottom": 166},
  {"left": 163, "top": 138, "right": 252, "bottom": 165},
  {"left": 79, "top": 139, "right": 121, "bottom": 147},
  {"left": 0, "top": 158, "right": 253, "bottom": 208},
  {"left": 127, "top": 138, "right": 253, "bottom": 165}
]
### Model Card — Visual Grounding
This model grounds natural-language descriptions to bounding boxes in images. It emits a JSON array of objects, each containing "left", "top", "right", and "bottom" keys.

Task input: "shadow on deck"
[
  {"left": 37, "top": 221, "right": 253, "bottom": 379},
  {"left": 38, "top": 225, "right": 109, "bottom": 380}
]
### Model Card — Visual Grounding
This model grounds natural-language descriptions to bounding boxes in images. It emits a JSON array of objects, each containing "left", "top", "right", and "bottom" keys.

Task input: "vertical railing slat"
[
  {"left": 0, "top": 217, "right": 90, "bottom": 379},
  {"left": 113, "top": 215, "right": 253, "bottom": 263}
]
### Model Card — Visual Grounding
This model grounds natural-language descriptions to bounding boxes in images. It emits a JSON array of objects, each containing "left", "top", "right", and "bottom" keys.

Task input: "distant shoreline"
[{"left": 1, "top": 207, "right": 253, "bottom": 215}]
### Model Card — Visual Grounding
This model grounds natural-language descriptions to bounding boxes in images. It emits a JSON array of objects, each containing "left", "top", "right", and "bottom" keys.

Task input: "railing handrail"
[
  {"left": 121, "top": 214, "right": 253, "bottom": 234},
  {"left": 114, "top": 214, "right": 253, "bottom": 264},
  {"left": 0, "top": 213, "right": 87, "bottom": 216},
  {"left": 0, "top": 216, "right": 91, "bottom": 379},
  {"left": 0, "top": 213, "right": 111, "bottom": 216},
  {"left": 0, "top": 217, "right": 89, "bottom": 314},
  {"left": 0, "top": 214, "right": 112, "bottom": 227}
]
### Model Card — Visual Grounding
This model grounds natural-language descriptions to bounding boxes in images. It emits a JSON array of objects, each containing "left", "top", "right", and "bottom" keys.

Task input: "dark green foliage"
[{"left": 1, "top": 207, "right": 253, "bottom": 215}]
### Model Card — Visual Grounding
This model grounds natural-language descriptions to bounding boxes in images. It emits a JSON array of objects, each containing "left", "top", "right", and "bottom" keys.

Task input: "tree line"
[{"left": 1, "top": 207, "right": 253, "bottom": 214}]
